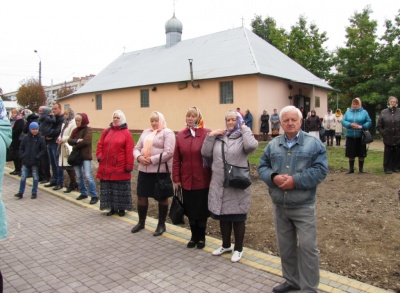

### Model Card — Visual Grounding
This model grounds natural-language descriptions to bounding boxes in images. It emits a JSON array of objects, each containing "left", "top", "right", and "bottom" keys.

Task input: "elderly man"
[
  {"left": 377, "top": 96, "right": 400, "bottom": 174},
  {"left": 258, "top": 105, "right": 328, "bottom": 293}
]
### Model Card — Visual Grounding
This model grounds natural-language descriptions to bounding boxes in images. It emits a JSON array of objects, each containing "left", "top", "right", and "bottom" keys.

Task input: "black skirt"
[
  {"left": 137, "top": 171, "right": 171, "bottom": 198},
  {"left": 345, "top": 137, "right": 367, "bottom": 158},
  {"left": 182, "top": 188, "right": 209, "bottom": 220}
]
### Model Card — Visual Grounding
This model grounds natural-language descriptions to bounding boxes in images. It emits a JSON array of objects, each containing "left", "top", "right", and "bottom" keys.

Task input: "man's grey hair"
[{"left": 279, "top": 105, "right": 303, "bottom": 121}]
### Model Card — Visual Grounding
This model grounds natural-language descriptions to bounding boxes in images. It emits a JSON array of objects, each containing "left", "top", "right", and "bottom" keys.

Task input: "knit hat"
[{"left": 29, "top": 122, "right": 39, "bottom": 130}]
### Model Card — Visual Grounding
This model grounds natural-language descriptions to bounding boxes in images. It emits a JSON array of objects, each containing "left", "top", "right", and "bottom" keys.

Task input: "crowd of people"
[{"left": 1, "top": 95, "right": 397, "bottom": 293}]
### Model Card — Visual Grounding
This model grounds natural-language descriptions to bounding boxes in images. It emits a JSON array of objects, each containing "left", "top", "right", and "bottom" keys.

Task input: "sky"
[{"left": 1, "top": 0, "right": 398, "bottom": 94}]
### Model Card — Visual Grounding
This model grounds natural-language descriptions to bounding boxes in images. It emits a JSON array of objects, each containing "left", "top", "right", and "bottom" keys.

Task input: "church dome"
[{"left": 165, "top": 13, "right": 183, "bottom": 34}]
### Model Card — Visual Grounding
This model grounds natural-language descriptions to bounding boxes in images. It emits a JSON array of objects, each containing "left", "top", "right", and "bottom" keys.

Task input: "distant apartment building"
[{"left": 2, "top": 74, "right": 95, "bottom": 108}]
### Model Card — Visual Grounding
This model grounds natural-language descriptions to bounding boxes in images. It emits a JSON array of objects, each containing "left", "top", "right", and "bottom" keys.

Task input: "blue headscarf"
[{"left": 225, "top": 110, "right": 244, "bottom": 137}]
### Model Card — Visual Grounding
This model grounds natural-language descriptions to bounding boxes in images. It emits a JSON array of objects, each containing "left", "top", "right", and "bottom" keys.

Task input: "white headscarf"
[{"left": 112, "top": 110, "right": 126, "bottom": 126}]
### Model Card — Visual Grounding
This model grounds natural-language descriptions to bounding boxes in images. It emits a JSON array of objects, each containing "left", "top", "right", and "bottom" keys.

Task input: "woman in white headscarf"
[
  {"left": 0, "top": 97, "right": 12, "bottom": 291},
  {"left": 96, "top": 110, "right": 134, "bottom": 217},
  {"left": 131, "top": 111, "right": 176, "bottom": 236}
]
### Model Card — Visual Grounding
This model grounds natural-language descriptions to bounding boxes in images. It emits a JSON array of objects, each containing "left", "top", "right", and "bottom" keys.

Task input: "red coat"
[
  {"left": 172, "top": 128, "right": 211, "bottom": 190},
  {"left": 96, "top": 124, "right": 134, "bottom": 181}
]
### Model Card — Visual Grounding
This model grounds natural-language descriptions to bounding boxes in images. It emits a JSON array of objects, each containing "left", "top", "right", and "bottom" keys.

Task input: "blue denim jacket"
[{"left": 258, "top": 131, "right": 328, "bottom": 207}]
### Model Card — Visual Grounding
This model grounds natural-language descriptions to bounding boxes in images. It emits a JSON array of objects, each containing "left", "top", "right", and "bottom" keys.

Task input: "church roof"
[{"left": 73, "top": 27, "right": 332, "bottom": 96}]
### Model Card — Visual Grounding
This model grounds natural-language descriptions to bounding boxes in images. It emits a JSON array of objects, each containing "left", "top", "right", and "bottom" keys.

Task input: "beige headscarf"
[{"left": 143, "top": 111, "right": 167, "bottom": 157}]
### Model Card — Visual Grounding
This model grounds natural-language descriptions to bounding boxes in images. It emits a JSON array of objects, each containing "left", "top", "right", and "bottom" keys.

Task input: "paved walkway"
[{"left": 0, "top": 167, "right": 388, "bottom": 293}]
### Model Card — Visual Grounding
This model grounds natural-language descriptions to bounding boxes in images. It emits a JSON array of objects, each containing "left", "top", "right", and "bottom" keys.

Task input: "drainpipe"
[{"left": 188, "top": 59, "right": 200, "bottom": 88}]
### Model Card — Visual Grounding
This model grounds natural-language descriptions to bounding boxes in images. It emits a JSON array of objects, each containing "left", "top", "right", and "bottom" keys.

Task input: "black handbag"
[
  {"left": 67, "top": 127, "right": 87, "bottom": 166},
  {"left": 67, "top": 149, "right": 82, "bottom": 166},
  {"left": 361, "top": 130, "right": 373, "bottom": 144},
  {"left": 221, "top": 140, "right": 251, "bottom": 190},
  {"left": 169, "top": 186, "right": 185, "bottom": 225},
  {"left": 6, "top": 148, "right": 16, "bottom": 162},
  {"left": 153, "top": 153, "right": 174, "bottom": 201}
]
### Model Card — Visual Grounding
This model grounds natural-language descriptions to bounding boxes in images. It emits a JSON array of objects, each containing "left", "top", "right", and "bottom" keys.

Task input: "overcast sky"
[{"left": 1, "top": 0, "right": 398, "bottom": 93}]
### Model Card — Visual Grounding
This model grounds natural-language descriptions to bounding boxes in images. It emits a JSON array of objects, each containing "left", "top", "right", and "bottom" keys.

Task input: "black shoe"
[
  {"left": 9, "top": 171, "right": 18, "bottom": 175},
  {"left": 44, "top": 182, "right": 57, "bottom": 188},
  {"left": 131, "top": 222, "right": 145, "bottom": 233},
  {"left": 196, "top": 241, "right": 205, "bottom": 249},
  {"left": 118, "top": 210, "right": 125, "bottom": 217},
  {"left": 272, "top": 282, "right": 300, "bottom": 293},
  {"left": 63, "top": 182, "right": 76, "bottom": 193},
  {"left": 89, "top": 197, "right": 98, "bottom": 205},
  {"left": 14, "top": 193, "right": 23, "bottom": 199},
  {"left": 394, "top": 169, "right": 400, "bottom": 173},
  {"left": 345, "top": 170, "right": 354, "bottom": 174},
  {"left": 39, "top": 179, "right": 49, "bottom": 184},
  {"left": 76, "top": 195, "right": 88, "bottom": 200},
  {"left": 153, "top": 224, "right": 166, "bottom": 236},
  {"left": 106, "top": 210, "right": 115, "bottom": 216},
  {"left": 385, "top": 170, "right": 393, "bottom": 174},
  {"left": 31, "top": 194, "right": 37, "bottom": 199},
  {"left": 187, "top": 240, "right": 197, "bottom": 248},
  {"left": 359, "top": 170, "right": 366, "bottom": 174},
  {"left": 52, "top": 185, "right": 63, "bottom": 191}
]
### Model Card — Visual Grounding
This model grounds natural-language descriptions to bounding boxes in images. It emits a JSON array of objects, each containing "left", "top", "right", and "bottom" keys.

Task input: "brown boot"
[
  {"left": 131, "top": 205, "right": 148, "bottom": 233},
  {"left": 153, "top": 204, "right": 168, "bottom": 236}
]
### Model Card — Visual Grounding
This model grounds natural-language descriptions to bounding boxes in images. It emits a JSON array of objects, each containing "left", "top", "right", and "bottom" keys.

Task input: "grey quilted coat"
[{"left": 201, "top": 127, "right": 258, "bottom": 215}]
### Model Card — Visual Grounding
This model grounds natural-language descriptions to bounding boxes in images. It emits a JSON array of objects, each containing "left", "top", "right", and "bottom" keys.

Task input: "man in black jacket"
[{"left": 44, "top": 103, "right": 64, "bottom": 190}]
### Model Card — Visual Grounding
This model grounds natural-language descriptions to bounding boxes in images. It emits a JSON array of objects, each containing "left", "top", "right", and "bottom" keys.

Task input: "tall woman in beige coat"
[
  {"left": 201, "top": 110, "right": 258, "bottom": 263},
  {"left": 57, "top": 108, "right": 77, "bottom": 193}
]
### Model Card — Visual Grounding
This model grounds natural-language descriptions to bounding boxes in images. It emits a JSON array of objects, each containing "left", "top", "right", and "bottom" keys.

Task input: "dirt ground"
[
  {"left": 130, "top": 163, "right": 400, "bottom": 292},
  {"left": 9, "top": 141, "right": 399, "bottom": 291}
]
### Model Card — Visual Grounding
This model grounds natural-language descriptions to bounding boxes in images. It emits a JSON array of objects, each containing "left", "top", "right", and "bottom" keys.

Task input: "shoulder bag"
[
  {"left": 153, "top": 153, "right": 174, "bottom": 201},
  {"left": 361, "top": 130, "right": 373, "bottom": 144},
  {"left": 221, "top": 140, "right": 251, "bottom": 190},
  {"left": 67, "top": 127, "right": 88, "bottom": 166},
  {"left": 169, "top": 186, "right": 185, "bottom": 225}
]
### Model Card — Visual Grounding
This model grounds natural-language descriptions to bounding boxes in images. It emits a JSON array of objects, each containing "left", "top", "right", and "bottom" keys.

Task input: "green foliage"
[
  {"left": 16, "top": 78, "right": 46, "bottom": 112},
  {"left": 251, "top": 14, "right": 333, "bottom": 80}
]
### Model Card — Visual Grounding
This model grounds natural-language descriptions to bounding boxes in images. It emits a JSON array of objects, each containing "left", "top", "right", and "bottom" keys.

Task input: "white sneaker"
[
  {"left": 212, "top": 246, "right": 232, "bottom": 256},
  {"left": 231, "top": 250, "right": 243, "bottom": 262}
]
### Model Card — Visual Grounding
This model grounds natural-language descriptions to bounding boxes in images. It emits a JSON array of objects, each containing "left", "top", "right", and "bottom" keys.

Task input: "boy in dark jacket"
[{"left": 14, "top": 122, "right": 47, "bottom": 199}]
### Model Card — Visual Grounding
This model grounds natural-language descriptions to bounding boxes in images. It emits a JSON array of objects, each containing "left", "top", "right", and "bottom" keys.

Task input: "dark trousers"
[
  {"left": 39, "top": 147, "right": 51, "bottom": 181},
  {"left": 383, "top": 144, "right": 400, "bottom": 171},
  {"left": 47, "top": 143, "right": 64, "bottom": 185}
]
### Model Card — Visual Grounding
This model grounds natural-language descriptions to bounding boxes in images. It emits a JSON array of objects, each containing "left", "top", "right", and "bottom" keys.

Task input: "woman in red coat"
[
  {"left": 96, "top": 110, "right": 134, "bottom": 217},
  {"left": 172, "top": 107, "right": 212, "bottom": 249}
]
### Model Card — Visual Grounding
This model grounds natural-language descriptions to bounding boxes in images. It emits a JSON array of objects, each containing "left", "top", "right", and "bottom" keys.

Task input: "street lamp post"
[{"left": 34, "top": 50, "right": 41, "bottom": 85}]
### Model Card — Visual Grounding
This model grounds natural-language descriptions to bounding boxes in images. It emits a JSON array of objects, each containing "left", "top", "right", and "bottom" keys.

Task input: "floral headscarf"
[
  {"left": 0, "top": 97, "right": 7, "bottom": 120},
  {"left": 186, "top": 106, "right": 204, "bottom": 129},
  {"left": 143, "top": 111, "right": 167, "bottom": 157},
  {"left": 186, "top": 106, "right": 204, "bottom": 137},
  {"left": 225, "top": 110, "right": 244, "bottom": 137}
]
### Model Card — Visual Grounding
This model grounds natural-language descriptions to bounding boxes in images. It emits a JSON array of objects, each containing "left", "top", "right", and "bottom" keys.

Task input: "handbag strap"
[
  {"left": 156, "top": 153, "right": 170, "bottom": 175},
  {"left": 220, "top": 139, "right": 227, "bottom": 164},
  {"left": 219, "top": 138, "right": 250, "bottom": 168}
]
